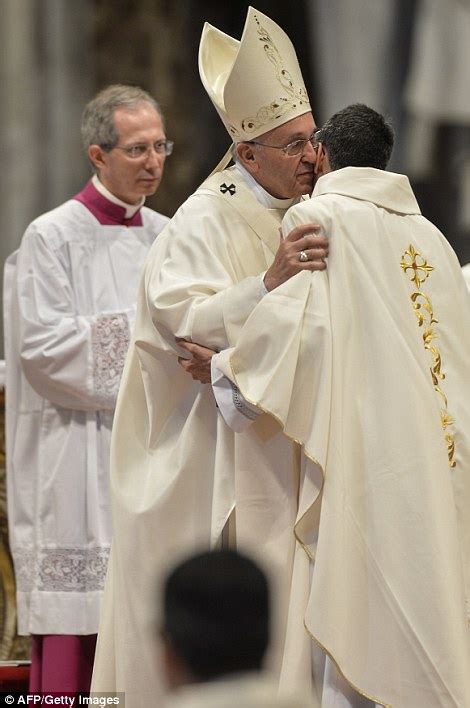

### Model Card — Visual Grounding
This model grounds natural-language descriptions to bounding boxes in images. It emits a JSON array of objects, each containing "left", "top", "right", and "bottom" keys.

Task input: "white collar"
[
  {"left": 234, "top": 161, "right": 298, "bottom": 209},
  {"left": 92, "top": 175, "right": 145, "bottom": 218},
  {"left": 313, "top": 167, "right": 421, "bottom": 215}
]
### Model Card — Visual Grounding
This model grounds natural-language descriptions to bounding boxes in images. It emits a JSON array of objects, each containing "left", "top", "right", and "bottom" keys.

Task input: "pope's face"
[
  {"left": 248, "top": 112, "right": 317, "bottom": 198},
  {"left": 90, "top": 103, "right": 167, "bottom": 205}
]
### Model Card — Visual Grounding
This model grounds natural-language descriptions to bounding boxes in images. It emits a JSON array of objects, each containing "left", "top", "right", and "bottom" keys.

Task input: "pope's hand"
[
  {"left": 176, "top": 339, "right": 215, "bottom": 383},
  {"left": 263, "top": 223, "right": 328, "bottom": 292}
]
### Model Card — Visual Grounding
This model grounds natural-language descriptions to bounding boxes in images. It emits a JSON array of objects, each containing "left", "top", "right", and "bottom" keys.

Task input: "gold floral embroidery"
[
  {"left": 410, "top": 291, "right": 437, "bottom": 327},
  {"left": 240, "top": 15, "right": 310, "bottom": 134},
  {"left": 401, "top": 244, "right": 456, "bottom": 467}
]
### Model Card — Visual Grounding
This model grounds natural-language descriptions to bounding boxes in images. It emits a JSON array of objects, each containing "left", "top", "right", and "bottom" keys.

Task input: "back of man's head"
[
  {"left": 318, "top": 103, "right": 394, "bottom": 171},
  {"left": 161, "top": 549, "right": 269, "bottom": 687}
]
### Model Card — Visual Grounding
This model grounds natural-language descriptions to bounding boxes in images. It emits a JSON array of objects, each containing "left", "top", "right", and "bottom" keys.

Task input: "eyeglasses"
[
  {"left": 107, "top": 140, "right": 174, "bottom": 159},
  {"left": 244, "top": 131, "right": 319, "bottom": 157}
]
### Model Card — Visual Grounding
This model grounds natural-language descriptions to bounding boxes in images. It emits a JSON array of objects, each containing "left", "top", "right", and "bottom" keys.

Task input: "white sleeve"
[
  {"left": 16, "top": 226, "right": 133, "bottom": 411},
  {"left": 146, "top": 196, "right": 271, "bottom": 353},
  {"left": 184, "top": 273, "right": 268, "bottom": 347},
  {"left": 259, "top": 271, "right": 269, "bottom": 296},
  {"left": 211, "top": 353, "right": 262, "bottom": 433},
  {"left": 209, "top": 273, "right": 267, "bottom": 432},
  {"left": 462, "top": 263, "right": 470, "bottom": 292}
]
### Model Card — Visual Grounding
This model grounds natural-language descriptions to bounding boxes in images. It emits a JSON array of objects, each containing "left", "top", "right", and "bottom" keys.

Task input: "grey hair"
[{"left": 81, "top": 84, "right": 164, "bottom": 171}]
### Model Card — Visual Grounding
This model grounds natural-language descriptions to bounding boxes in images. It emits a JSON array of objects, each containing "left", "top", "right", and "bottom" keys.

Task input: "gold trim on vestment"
[
  {"left": 240, "top": 14, "right": 310, "bottom": 134},
  {"left": 304, "top": 622, "right": 392, "bottom": 707},
  {"left": 228, "top": 360, "right": 390, "bottom": 707},
  {"left": 401, "top": 244, "right": 456, "bottom": 467}
]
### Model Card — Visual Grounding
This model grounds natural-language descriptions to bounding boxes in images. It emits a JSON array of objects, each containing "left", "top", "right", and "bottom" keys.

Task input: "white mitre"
[{"left": 199, "top": 6, "right": 311, "bottom": 143}]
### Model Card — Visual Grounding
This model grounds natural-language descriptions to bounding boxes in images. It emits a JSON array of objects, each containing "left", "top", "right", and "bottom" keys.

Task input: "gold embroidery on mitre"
[
  {"left": 240, "top": 15, "right": 310, "bottom": 134},
  {"left": 401, "top": 244, "right": 456, "bottom": 468}
]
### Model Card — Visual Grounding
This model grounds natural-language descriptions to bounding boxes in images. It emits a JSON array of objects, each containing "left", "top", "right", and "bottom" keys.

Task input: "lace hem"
[
  {"left": 12, "top": 549, "right": 35, "bottom": 592},
  {"left": 13, "top": 546, "right": 110, "bottom": 593},
  {"left": 91, "top": 313, "right": 130, "bottom": 407}
]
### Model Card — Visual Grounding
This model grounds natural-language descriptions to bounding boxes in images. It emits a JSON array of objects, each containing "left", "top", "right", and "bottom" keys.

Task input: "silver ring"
[{"left": 299, "top": 250, "right": 309, "bottom": 262}]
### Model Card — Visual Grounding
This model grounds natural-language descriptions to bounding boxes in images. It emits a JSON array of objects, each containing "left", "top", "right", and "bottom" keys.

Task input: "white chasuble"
[
  {"left": 216, "top": 167, "right": 470, "bottom": 707},
  {"left": 91, "top": 166, "right": 314, "bottom": 704}
]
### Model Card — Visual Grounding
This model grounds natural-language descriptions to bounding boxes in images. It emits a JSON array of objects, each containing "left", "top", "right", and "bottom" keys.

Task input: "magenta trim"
[{"left": 73, "top": 180, "right": 143, "bottom": 226}]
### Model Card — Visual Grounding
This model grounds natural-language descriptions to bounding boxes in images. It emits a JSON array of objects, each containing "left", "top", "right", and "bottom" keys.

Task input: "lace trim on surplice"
[
  {"left": 91, "top": 313, "right": 130, "bottom": 407},
  {"left": 13, "top": 546, "right": 110, "bottom": 593}
]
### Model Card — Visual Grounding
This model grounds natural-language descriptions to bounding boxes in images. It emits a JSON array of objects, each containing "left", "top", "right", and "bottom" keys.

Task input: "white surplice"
[{"left": 4, "top": 188, "right": 168, "bottom": 635}]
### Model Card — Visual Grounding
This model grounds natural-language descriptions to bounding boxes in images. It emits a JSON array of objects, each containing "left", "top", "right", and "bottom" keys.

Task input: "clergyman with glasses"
[{"left": 4, "top": 84, "right": 170, "bottom": 693}]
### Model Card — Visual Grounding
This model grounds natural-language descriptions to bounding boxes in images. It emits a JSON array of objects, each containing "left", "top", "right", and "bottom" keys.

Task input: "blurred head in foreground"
[{"left": 160, "top": 549, "right": 269, "bottom": 690}]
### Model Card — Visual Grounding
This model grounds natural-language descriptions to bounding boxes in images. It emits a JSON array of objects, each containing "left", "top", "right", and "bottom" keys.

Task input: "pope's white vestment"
[
  {"left": 215, "top": 167, "right": 470, "bottom": 707},
  {"left": 4, "top": 183, "right": 168, "bottom": 635},
  {"left": 91, "top": 165, "right": 312, "bottom": 705},
  {"left": 462, "top": 262, "right": 470, "bottom": 291}
]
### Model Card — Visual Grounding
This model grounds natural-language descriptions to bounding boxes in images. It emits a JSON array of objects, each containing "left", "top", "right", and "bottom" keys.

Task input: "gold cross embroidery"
[{"left": 400, "top": 244, "right": 434, "bottom": 288}]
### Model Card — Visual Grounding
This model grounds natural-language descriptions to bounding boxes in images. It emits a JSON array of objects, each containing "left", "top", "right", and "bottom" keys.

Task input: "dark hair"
[
  {"left": 318, "top": 103, "right": 394, "bottom": 170},
  {"left": 162, "top": 549, "right": 269, "bottom": 681}
]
